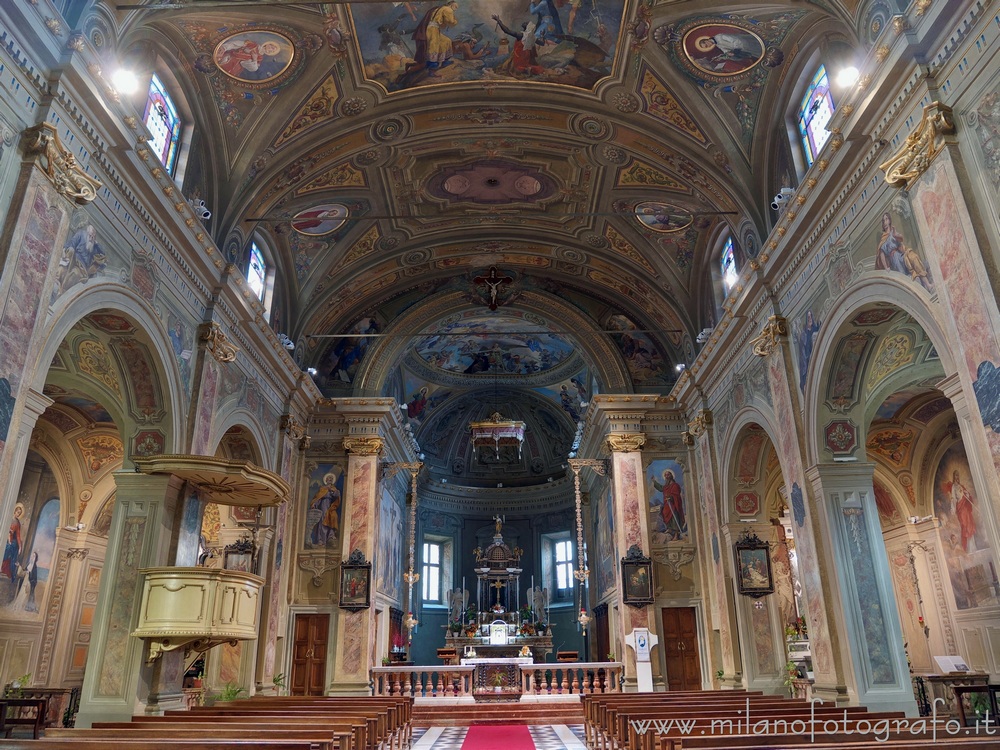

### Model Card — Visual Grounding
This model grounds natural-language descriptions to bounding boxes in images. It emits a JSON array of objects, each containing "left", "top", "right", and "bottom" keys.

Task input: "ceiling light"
[
  {"left": 836, "top": 66, "right": 859, "bottom": 87},
  {"left": 675, "top": 363, "right": 686, "bottom": 372},
  {"left": 111, "top": 69, "right": 140, "bottom": 95},
  {"left": 306, "top": 367, "right": 318, "bottom": 376}
]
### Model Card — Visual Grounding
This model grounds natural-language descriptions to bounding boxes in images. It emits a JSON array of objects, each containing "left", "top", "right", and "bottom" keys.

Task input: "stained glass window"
[
  {"left": 721, "top": 236, "right": 738, "bottom": 292},
  {"left": 247, "top": 242, "right": 267, "bottom": 300},
  {"left": 143, "top": 74, "right": 181, "bottom": 174},
  {"left": 797, "top": 65, "right": 835, "bottom": 166}
]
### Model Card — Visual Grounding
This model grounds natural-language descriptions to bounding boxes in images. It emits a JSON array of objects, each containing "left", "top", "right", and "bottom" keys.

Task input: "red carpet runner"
[{"left": 460, "top": 724, "right": 535, "bottom": 750}]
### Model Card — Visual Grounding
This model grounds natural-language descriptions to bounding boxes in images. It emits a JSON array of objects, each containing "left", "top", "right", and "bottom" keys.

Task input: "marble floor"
[{"left": 411, "top": 724, "right": 586, "bottom": 749}]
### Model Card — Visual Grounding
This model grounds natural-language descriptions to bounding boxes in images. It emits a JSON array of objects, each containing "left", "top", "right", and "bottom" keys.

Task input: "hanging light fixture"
[{"left": 469, "top": 361, "right": 526, "bottom": 458}]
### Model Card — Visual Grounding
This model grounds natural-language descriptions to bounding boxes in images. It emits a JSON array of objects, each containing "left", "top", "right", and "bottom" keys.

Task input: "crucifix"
[
  {"left": 491, "top": 579, "right": 506, "bottom": 607},
  {"left": 473, "top": 266, "right": 514, "bottom": 311}
]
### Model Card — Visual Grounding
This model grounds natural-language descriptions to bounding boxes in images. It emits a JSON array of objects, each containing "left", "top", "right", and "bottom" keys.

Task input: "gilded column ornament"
[
  {"left": 199, "top": 322, "right": 238, "bottom": 363},
  {"left": 605, "top": 433, "right": 645, "bottom": 453},
  {"left": 280, "top": 415, "right": 310, "bottom": 450},
  {"left": 687, "top": 409, "right": 713, "bottom": 437},
  {"left": 568, "top": 458, "right": 608, "bottom": 584},
  {"left": 879, "top": 102, "right": 956, "bottom": 188},
  {"left": 749, "top": 315, "right": 789, "bottom": 357},
  {"left": 914, "top": 0, "right": 931, "bottom": 14},
  {"left": 342, "top": 436, "right": 384, "bottom": 456},
  {"left": 22, "top": 123, "right": 102, "bottom": 204},
  {"left": 680, "top": 431, "right": 695, "bottom": 447}
]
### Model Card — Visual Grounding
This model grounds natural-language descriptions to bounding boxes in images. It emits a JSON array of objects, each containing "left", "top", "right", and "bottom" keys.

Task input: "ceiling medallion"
[
  {"left": 213, "top": 30, "right": 295, "bottom": 85},
  {"left": 634, "top": 201, "right": 693, "bottom": 233},
  {"left": 291, "top": 204, "right": 349, "bottom": 236},
  {"left": 427, "top": 160, "right": 555, "bottom": 205}
]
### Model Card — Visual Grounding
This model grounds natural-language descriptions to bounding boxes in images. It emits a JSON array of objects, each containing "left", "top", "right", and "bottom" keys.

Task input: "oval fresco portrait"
[
  {"left": 682, "top": 23, "right": 765, "bottom": 77},
  {"left": 213, "top": 30, "right": 295, "bottom": 84},
  {"left": 292, "top": 204, "right": 349, "bottom": 236},
  {"left": 635, "top": 202, "right": 692, "bottom": 233}
]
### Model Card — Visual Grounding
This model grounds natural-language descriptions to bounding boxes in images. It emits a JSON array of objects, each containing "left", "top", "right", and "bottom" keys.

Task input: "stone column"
[
  {"left": 76, "top": 471, "right": 185, "bottom": 726},
  {"left": 684, "top": 413, "right": 740, "bottom": 685},
  {"left": 807, "top": 463, "right": 916, "bottom": 713},
  {"left": 329, "top": 432, "right": 383, "bottom": 695},
  {"left": 0, "top": 122, "right": 94, "bottom": 514},
  {"left": 752, "top": 316, "right": 848, "bottom": 704},
  {"left": 601, "top": 430, "right": 659, "bottom": 689},
  {"left": 883, "top": 105, "right": 1000, "bottom": 532}
]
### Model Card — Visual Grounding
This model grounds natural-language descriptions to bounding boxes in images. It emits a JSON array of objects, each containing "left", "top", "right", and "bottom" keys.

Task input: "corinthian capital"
[
  {"left": 750, "top": 315, "right": 789, "bottom": 357},
  {"left": 687, "top": 409, "right": 713, "bottom": 437},
  {"left": 879, "top": 102, "right": 955, "bottom": 189},
  {"left": 199, "top": 322, "right": 238, "bottom": 363},
  {"left": 343, "top": 436, "right": 384, "bottom": 456},
  {"left": 605, "top": 433, "right": 646, "bottom": 453},
  {"left": 22, "top": 123, "right": 102, "bottom": 204}
]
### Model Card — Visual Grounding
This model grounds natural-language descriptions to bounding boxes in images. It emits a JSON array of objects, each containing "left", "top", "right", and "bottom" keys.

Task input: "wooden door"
[
  {"left": 291, "top": 613, "right": 329, "bottom": 696},
  {"left": 593, "top": 603, "right": 610, "bottom": 662},
  {"left": 661, "top": 607, "right": 701, "bottom": 691}
]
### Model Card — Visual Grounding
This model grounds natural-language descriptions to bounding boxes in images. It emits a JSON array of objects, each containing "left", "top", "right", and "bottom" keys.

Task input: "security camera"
[
  {"left": 771, "top": 187, "right": 794, "bottom": 212},
  {"left": 277, "top": 333, "right": 295, "bottom": 351}
]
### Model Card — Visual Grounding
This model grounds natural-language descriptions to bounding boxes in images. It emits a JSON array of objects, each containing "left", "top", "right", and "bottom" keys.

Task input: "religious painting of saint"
[
  {"left": 304, "top": 464, "right": 344, "bottom": 549},
  {"left": 793, "top": 308, "right": 821, "bottom": 391},
  {"left": 53, "top": 223, "right": 106, "bottom": 300},
  {"left": 932, "top": 443, "right": 997, "bottom": 610},
  {"left": 339, "top": 562, "right": 371, "bottom": 610},
  {"left": 682, "top": 23, "right": 765, "bottom": 77},
  {"left": 292, "top": 204, "right": 349, "bottom": 236},
  {"left": 213, "top": 31, "right": 294, "bottom": 84},
  {"left": 734, "top": 534, "right": 774, "bottom": 598},
  {"left": 634, "top": 202, "right": 693, "bottom": 233},
  {"left": 646, "top": 459, "right": 687, "bottom": 543},
  {"left": 872, "top": 211, "right": 934, "bottom": 293}
]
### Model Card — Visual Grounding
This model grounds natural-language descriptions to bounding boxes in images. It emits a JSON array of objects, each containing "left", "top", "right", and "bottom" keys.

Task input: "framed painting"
[
  {"left": 339, "top": 551, "right": 372, "bottom": 611},
  {"left": 734, "top": 532, "right": 774, "bottom": 598},
  {"left": 621, "top": 545, "right": 654, "bottom": 607},
  {"left": 224, "top": 536, "right": 254, "bottom": 574}
]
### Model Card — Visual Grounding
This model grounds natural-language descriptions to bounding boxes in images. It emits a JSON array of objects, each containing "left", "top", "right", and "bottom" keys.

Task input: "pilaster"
[
  {"left": 76, "top": 472, "right": 185, "bottom": 726},
  {"left": 807, "top": 463, "right": 916, "bottom": 714}
]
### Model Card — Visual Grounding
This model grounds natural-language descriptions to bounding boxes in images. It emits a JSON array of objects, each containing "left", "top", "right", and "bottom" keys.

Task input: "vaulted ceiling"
[{"left": 105, "top": 0, "right": 863, "bottom": 488}]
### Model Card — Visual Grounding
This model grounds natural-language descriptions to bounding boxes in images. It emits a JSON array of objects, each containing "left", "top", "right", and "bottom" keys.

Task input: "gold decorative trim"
[
  {"left": 199, "top": 322, "right": 238, "bottom": 363},
  {"left": 687, "top": 409, "right": 713, "bottom": 437},
  {"left": 133, "top": 454, "right": 289, "bottom": 506},
  {"left": 749, "top": 315, "right": 789, "bottom": 357},
  {"left": 879, "top": 102, "right": 955, "bottom": 188},
  {"left": 680, "top": 431, "right": 695, "bottom": 447},
  {"left": 22, "top": 123, "right": 102, "bottom": 204},
  {"left": 605, "top": 433, "right": 646, "bottom": 453},
  {"left": 343, "top": 435, "right": 384, "bottom": 456}
]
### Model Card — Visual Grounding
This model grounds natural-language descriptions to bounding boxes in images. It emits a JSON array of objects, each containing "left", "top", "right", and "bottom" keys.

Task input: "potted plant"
[
  {"left": 491, "top": 672, "right": 505, "bottom": 693},
  {"left": 272, "top": 672, "right": 285, "bottom": 695},
  {"left": 607, "top": 652, "right": 616, "bottom": 662},
  {"left": 783, "top": 661, "right": 799, "bottom": 697},
  {"left": 214, "top": 681, "right": 246, "bottom": 703},
  {"left": 381, "top": 656, "right": 391, "bottom": 666}
]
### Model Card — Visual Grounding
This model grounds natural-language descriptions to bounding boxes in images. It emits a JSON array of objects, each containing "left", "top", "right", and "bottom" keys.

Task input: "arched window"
[
  {"left": 143, "top": 73, "right": 182, "bottom": 175},
  {"left": 721, "top": 236, "right": 738, "bottom": 293},
  {"left": 797, "top": 64, "right": 835, "bottom": 167},
  {"left": 246, "top": 241, "right": 267, "bottom": 300}
]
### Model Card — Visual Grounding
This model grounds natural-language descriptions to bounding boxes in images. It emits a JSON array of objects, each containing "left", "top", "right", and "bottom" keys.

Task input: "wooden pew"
[
  {"left": 44, "top": 726, "right": 344, "bottom": 750},
  {"left": 0, "top": 741, "right": 318, "bottom": 750},
  {"left": 0, "top": 698, "right": 47, "bottom": 739},
  {"left": 121, "top": 715, "right": 367, "bottom": 750}
]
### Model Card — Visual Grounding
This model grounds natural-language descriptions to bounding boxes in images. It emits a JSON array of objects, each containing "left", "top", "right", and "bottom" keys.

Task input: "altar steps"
[{"left": 413, "top": 700, "right": 584, "bottom": 727}]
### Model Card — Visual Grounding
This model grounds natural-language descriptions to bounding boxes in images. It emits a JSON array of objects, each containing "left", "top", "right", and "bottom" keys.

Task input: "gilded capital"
[
  {"left": 280, "top": 414, "right": 307, "bottom": 441},
  {"left": 750, "top": 315, "right": 789, "bottom": 357},
  {"left": 879, "top": 102, "right": 955, "bottom": 188},
  {"left": 567, "top": 458, "right": 609, "bottom": 476},
  {"left": 687, "top": 409, "right": 713, "bottom": 437},
  {"left": 343, "top": 435, "right": 384, "bottom": 456},
  {"left": 199, "top": 322, "right": 238, "bottom": 363},
  {"left": 680, "top": 431, "right": 695, "bottom": 447},
  {"left": 22, "top": 123, "right": 102, "bottom": 204},
  {"left": 605, "top": 433, "right": 646, "bottom": 453}
]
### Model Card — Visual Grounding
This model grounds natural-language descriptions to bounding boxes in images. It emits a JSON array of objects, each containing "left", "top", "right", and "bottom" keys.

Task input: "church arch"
[{"left": 209, "top": 409, "right": 273, "bottom": 469}]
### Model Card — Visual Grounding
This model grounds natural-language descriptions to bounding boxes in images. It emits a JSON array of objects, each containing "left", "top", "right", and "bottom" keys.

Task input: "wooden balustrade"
[
  {"left": 371, "top": 666, "right": 475, "bottom": 698},
  {"left": 520, "top": 662, "right": 623, "bottom": 695}
]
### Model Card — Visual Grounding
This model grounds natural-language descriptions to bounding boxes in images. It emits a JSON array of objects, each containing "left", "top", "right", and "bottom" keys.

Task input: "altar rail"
[
  {"left": 371, "top": 666, "right": 475, "bottom": 698},
  {"left": 370, "top": 663, "right": 624, "bottom": 698},
  {"left": 520, "top": 662, "right": 623, "bottom": 695}
]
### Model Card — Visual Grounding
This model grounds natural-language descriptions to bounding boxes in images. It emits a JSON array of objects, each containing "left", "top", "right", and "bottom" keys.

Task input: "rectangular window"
[
  {"left": 555, "top": 539, "right": 573, "bottom": 591},
  {"left": 246, "top": 242, "right": 266, "bottom": 300},
  {"left": 422, "top": 541, "right": 441, "bottom": 602},
  {"left": 143, "top": 74, "right": 181, "bottom": 175}
]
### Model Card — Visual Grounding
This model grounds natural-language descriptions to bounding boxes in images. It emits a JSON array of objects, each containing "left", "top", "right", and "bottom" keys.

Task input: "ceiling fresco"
[
  {"left": 106, "top": 0, "right": 860, "bottom": 491},
  {"left": 347, "top": 0, "right": 626, "bottom": 91},
  {"left": 413, "top": 312, "right": 575, "bottom": 375}
]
